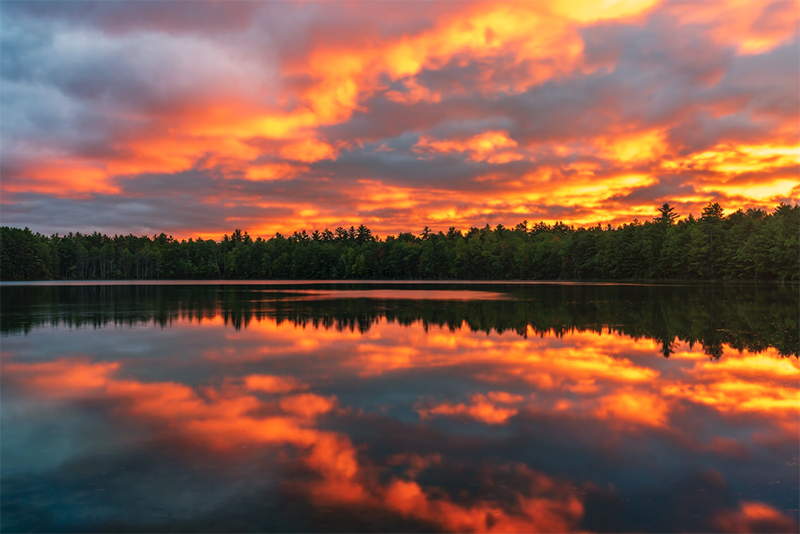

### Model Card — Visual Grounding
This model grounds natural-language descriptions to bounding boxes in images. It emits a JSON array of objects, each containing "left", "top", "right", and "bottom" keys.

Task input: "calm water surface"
[{"left": 1, "top": 282, "right": 798, "bottom": 533}]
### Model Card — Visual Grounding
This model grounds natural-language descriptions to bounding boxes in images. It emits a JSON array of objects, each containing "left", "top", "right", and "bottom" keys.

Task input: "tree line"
[{"left": 1, "top": 202, "right": 797, "bottom": 281}]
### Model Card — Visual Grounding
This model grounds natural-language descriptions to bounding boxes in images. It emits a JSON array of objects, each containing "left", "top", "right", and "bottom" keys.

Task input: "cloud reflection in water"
[{"left": 2, "top": 309, "right": 797, "bottom": 532}]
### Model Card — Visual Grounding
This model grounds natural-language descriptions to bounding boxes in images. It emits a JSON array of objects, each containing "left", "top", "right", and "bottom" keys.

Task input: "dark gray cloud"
[
  {"left": 0, "top": 1, "right": 262, "bottom": 36},
  {"left": 0, "top": 0, "right": 796, "bottom": 236}
]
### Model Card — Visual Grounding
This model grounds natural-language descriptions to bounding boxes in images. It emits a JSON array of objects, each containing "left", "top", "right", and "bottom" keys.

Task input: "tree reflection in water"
[{"left": 1, "top": 283, "right": 797, "bottom": 532}]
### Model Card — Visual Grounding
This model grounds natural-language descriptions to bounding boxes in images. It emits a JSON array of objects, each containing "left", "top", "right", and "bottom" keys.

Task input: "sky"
[{"left": 1, "top": 0, "right": 798, "bottom": 239}]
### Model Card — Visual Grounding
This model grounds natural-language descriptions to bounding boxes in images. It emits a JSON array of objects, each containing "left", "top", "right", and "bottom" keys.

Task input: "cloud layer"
[{"left": 1, "top": 0, "right": 798, "bottom": 237}]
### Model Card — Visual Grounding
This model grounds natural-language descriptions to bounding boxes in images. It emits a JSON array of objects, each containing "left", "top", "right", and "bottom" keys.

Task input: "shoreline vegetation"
[{"left": 1, "top": 202, "right": 797, "bottom": 282}]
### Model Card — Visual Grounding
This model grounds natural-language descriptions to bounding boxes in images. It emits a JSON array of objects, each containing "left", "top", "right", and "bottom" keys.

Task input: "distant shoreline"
[
  {"left": 3, "top": 204, "right": 798, "bottom": 282},
  {"left": 1, "top": 279, "right": 796, "bottom": 286}
]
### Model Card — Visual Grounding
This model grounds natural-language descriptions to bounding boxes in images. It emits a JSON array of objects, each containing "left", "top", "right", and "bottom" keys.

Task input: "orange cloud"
[
  {"left": 243, "top": 162, "right": 307, "bottom": 182},
  {"left": 594, "top": 390, "right": 671, "bottom": 427},
  {"left": 280, "top": 393, "right": 337, "bottom": 419},
  {"left": 664, "top": 0, "right": 800, "bottom": 55},
  {"left": 202, "top": 318, "right": 799, "bottom": 437},
  {"left": 3, "top": 0, "right": 798, "bottom": 243},
  {"left": 4, "top": 355, "right": 328, "bottom": 451},
  {"left": 279, "top": 138, "right": 337, "bottom": 163},
  {"left": 415, "top": 131, "right": 525, "bottom": 164},
  {"left": 417, "top": 393, "right": 522, "bottom": 425},
  {"left": 381, "top": 476, "right": 585, "bottom": 533},
  {"left": 245, "top": 373, "right": 308, "bottom": 394},
  {"left": 17, "top": 316, "right": 791, "bottom": 442},
  {"left": 714, "top": 501, "right": 799, "bottom": 533},
  {"left": 595, "top": 129, "right": 669, "bottom": 165},
  {"left": 2, "top": 350, "right": 589, "bottom": 533},
  {"left": 3, "top": 0, "right": 657, "bottom": 199},
  {"left": 662, "top": 350, "right": 800, "bottom": 427},
  {"left": 3, "top": 358, "right": 121, "bottom": 394}
]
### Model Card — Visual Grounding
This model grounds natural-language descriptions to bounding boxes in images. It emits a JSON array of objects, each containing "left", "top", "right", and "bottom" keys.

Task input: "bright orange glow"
[
  {"left": 124, "top": 315, "right": 800, "bottom": 435},
  {"left": 280, "top": 393, "right": 337, "bottom": 418},
  {"left": 546, "top": 0, "right": 659, "bottom": 23},
  {"left": 279, "top": 138, "right": 337, "bottom": 163},
  {"left": 13, "top": 312, "right": 791, "bottom": 439},
  {"left": 2, "top": 348, "right": 588, "bottom": 533},
  {"left": 417, "top": 393, "right": 521, "bottom": 425},
  {"left": 714, "top": 501, "right": 800, "bottom": 533},
  {"left": 664, "top": 0, "right": 800, "bottom": 55},
  {"left": 662, "top": 351, "right": 800, "bottom": 425},
  {"left": 385, "top": 78, "right": 442, "bottom": 104},
  {"left": 3, "top": 358, "right": 121, "bottom": 393},
  {"left": 3, "top": 160, "right": 118, "bottom": 197},
  {"left": 595, "top": 130, "right": 668, "bottom": 164},
  {"left": 415, "top": 131, "right": 524, "bottom": 163},
  {"left": 243, "top": 162, "right": 306, "bottom": 182},
  {"left": 3, "top": 0, "right": 796, "bottom": 236},
  {"left": 594, "top": 391, "right": 670, "bottom": 427},
  {"left": 245, "top": 374, "right": 308, "bottom": 393}
]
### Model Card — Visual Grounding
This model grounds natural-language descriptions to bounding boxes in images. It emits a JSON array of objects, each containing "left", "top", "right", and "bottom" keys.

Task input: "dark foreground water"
[{"left": 1, "top": 282, "right": 798, "bottom": 533}]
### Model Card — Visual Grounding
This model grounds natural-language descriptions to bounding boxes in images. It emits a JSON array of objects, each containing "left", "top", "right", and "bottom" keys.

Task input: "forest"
[{"left": 1, "top": 202, "right": 797, "bottom": 282}]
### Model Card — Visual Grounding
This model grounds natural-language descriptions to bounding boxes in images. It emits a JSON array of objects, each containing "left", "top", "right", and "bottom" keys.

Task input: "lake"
[{"left": 1, "top": 282, "right": 798, "bottom": 533}]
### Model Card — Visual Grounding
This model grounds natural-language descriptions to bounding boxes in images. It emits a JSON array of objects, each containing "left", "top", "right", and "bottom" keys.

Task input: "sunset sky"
[{"left": 1, "top": 0, "right": 798, "bottom": 239}]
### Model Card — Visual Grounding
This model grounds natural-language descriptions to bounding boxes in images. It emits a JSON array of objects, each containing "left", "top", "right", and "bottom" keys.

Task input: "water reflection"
[
  {"left": 1, "top": 284, "right": 798, "bottom": 533},
  {"left": 2, "top": 282, "right": 798, "bottom": 358}
]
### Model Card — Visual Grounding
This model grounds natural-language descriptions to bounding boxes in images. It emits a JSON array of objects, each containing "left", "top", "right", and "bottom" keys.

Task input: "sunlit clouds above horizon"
[{"left": 1, "top": 0, "right": 798, "bottom": 239}]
